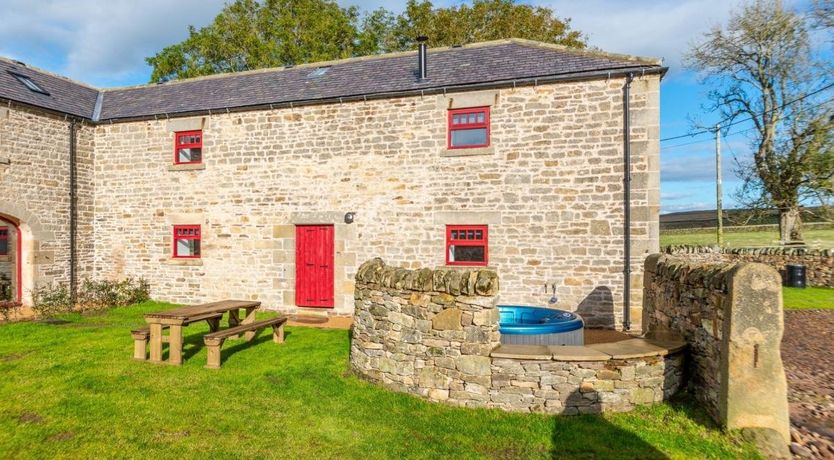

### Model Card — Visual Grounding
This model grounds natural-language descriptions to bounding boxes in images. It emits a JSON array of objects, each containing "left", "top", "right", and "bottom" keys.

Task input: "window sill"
[
  {"left": 440, "top": 146, "right": 494, "bottom": 158},
  {"left": 438, "top": 265, "right": 493, "bottom": 270},
  {"left": 164, "top": 258, "right": 203, "bottom": 266},
  {"left": 167, "top": 163, "right": 206, "bottom": 172}
]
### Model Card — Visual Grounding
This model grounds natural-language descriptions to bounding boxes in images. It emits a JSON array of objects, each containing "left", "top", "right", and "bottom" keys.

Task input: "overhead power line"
[
  {"left": 660, "top": 81, "right": 834, "bottom": 143},
  {"left": 661, "top": 94, "right": 834, "bottom": 151}
]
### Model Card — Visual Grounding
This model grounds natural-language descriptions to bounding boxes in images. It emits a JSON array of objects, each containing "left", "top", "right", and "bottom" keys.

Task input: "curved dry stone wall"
[
  {"left": 642, "top": 254, "right": 790, "bottom": 442},
  {"left": 351, "top": 259, "right": 685, "bottom": 414},
  {"left": 664, "top": 245, "right": 834, "bottom": 287}
]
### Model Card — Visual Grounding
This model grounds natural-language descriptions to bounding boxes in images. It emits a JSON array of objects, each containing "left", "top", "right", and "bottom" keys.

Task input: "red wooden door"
[{"left": 295, "top": 225, "right": 335, "bottom": 308}]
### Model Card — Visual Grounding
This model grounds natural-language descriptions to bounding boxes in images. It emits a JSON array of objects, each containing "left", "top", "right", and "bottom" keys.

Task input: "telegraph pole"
[{"left": 715, "top": 124, "right": 723, "bottom": 246}]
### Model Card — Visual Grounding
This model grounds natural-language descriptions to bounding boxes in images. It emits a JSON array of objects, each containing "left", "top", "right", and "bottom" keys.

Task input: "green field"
[
  {"left": 660, "top": 228, "right": 834, "bottom": 248},
  {"left": 783, "top": 287, "right": 834, "bottom": 310},
  {"left": 0, "top": 302, "right": 761, "bottom": 459}
]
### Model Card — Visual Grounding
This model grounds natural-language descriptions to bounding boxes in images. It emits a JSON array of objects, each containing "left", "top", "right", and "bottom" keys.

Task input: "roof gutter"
[
  {"left": 100, "top": 65, "right": 667, "bottom": 124},
  {"left": 0, "top": 97, "right": 91, "bottom": 122}
]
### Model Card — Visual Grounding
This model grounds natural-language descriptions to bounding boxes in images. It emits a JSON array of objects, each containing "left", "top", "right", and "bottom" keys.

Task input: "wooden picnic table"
[{"left": 144, "top": 299, "right": 261, "bottom": 365}]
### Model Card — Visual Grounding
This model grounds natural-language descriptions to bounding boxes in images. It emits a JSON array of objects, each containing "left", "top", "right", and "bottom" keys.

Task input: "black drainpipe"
[
  {"left": 622, "top": 73, "right": 634, "bottom": 331},
  {"left": 69, "top": 120, "right": 78, "bottom": 305}
]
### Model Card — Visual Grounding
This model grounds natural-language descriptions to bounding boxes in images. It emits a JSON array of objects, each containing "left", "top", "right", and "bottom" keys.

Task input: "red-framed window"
[
  {"left": 173, "top": 225, "right": 201, "bottom": 258},
  {"left": 448, "top": 107, "right": 490, "bottom": 149},
  {"left": 0, "top": 227, "right": 8, "bottom": 256},
  {"left": 174, "top": 130, "right": 202, "bottom": 164},
  {"left": 446, "top": 225, "right": 488, "bottom": 266}
]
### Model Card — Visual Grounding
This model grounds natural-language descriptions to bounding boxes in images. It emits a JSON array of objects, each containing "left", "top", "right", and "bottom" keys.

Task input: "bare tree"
[{"left": 686, "top": 0, "right": 834, "bottom": 243}]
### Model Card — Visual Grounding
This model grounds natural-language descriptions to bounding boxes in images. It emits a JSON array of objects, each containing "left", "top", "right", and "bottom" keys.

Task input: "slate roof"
[
  {"left": 0, "top": 57, "right": 99, "bottom": 119},
  {"left": 0, "top": 39, "right": 664, "bottom": 122}
]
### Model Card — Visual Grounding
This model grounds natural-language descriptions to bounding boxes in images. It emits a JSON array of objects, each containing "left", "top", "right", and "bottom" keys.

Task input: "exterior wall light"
[{"left": 344, "top": 212, "right": 356, "bottom": 224}]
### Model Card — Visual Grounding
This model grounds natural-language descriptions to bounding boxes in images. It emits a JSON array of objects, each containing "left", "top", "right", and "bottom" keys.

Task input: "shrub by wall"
[{"left": 31, "top": 277, "right": 151, "bottom": 318}]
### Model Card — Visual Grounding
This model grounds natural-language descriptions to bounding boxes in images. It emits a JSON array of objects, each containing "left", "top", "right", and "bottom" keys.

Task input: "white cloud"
[
  {"left": 544, "top": 0, "right": 811, "bottom": 77},
  {"left": 0, "top": 0, "right": 748, "bottom": 84},
  {"left": 661, "top": 201, "right": 715, "bottom": 213},
  {"left": 543, "top": 0, "right": 748, "bottom": 74},
  {"left": 661, "top": 191, "right": 695, "bottom": 201},
  {"left": 0, "top": 0, "right": 814, "bottom": 86},
  {"left": 0, "top": 0, "right": 226, "bottom": 85}
]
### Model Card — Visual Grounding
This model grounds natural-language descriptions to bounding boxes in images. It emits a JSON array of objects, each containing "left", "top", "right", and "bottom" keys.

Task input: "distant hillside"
[{"left": 660, "top": 207, "right": 831, "bottom": 230}]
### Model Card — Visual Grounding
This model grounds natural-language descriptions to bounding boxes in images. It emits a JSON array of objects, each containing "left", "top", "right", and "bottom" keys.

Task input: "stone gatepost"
[
  {"left": 643, "top": 254, "right": 790, "bottom": 451},
  {"left": 722, "top": 263, "right": 790, "bottom": 443}
]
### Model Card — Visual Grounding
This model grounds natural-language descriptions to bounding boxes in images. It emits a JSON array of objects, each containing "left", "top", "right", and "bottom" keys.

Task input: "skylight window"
[
  {"left": 307, "top": 67, "right": 331, "bottom": 79},
  {"left": 9, "top": 71, "right": 49, "bottom": 95}
]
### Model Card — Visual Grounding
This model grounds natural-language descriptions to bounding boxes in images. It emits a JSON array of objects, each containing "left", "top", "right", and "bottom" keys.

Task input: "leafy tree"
[
  {"left": 686, "top": 0, "right": 834, "bottom": 243},
  {"left": 147, "top": 0, "right": 360, "bottom": 82},
  {"left": 146, "top": 0, "right": 584, "bottom": 82},
  {"left": 385, "top": 0, "right": 584, "bottom": 52}
]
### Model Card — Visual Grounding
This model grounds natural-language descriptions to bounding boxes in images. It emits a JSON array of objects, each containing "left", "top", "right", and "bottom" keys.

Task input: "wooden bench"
[
  {"left": 203, "top": 316, "right": 287, "bottom": 369},
  {"left": 131, "top": 313, "right": 225, "bottom": 361}
]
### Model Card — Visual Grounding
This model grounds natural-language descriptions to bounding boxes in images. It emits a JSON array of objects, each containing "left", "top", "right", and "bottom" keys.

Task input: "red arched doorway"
[{"left": 0, "top": 216, "right": 22, "bottom": 303}]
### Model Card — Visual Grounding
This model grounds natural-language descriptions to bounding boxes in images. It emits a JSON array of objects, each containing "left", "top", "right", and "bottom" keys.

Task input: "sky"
[{"left": 0, "top": 0, "right": 821, "bottom": 214}]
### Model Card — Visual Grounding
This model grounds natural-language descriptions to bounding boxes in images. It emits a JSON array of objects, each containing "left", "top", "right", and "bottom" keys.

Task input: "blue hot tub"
[{"left": 498, "top": 305, "right": 584, "bottom": 345}]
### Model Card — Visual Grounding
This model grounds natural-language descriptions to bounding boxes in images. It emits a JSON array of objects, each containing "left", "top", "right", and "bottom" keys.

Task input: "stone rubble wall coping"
[
  {"left": 661, "top": 244, "right": 834, "bottom": 288},
  {"left": 664, "top": 244, "right": 833, "bottom": 257},
  {"left": 356, "top": 257, "right": 499, "bottom": 297}
]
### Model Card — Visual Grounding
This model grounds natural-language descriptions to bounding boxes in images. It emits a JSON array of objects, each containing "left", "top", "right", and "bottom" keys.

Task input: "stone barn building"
[{"left": 0, "top": 39, "right": 663, "bottom": 330}]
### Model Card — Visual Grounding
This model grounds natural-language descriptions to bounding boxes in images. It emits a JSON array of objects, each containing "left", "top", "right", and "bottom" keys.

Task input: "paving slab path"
[{"left": 782, "top": 310, "right": 834, "bottom": 459}]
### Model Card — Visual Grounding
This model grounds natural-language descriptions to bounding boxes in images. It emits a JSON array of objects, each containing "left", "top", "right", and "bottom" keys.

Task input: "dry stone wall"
[
  {"left": 642, "top": 253, "right": 790, "bottom": 442},
  {"left": 352, "top": 259, "right": 685, "bottom": 414},
  {"left": 90, "top": 76, "right": 660, "bottom": 328},
  {"left": 351, "top": 257, "right": 502, "bottom": 399},
  {"left": 665, "top": 245, "right": 834, "bottom": 287}
]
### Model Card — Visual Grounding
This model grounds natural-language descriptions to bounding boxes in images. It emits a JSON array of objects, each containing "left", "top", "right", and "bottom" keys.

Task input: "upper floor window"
[
  {"left": 446, "top": 225, "right": 488, "bottom": 266},
  {"left": 448, "top": 107, "right": 490, "bottom": 149},
  {"left": 0, "top": 227, "right": 8, "bottom": 256},
  {"left": 175, "top": 130, "right": 202, "bottom": 165},
  {"left": 173, "top": 225, "right": 201, "bottom": 258}
]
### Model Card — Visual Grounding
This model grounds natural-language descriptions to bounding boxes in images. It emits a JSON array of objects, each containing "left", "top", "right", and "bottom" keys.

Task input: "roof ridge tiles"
[{"left": 100, "top": 38, "right": 662, "bottom": 92}]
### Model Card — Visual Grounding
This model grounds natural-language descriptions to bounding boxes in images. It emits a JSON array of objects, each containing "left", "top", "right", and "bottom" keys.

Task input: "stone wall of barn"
[
  {"left": 0, "top": 105, "right": 95, "bottom": 304},
  {"left": 90, "top": 75, "right": 660, "bottom": 328}
]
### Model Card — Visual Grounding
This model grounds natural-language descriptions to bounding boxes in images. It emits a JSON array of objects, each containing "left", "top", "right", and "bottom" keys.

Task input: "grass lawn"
[
  {"left": 0, "top": 302, "right": 761, "bottom": 459},
  {"left": 660, "top": 228, "right": 834, "bottom": 249},
  {"left": 783, "top": 286, "right": 834, "bottom": 310}
]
